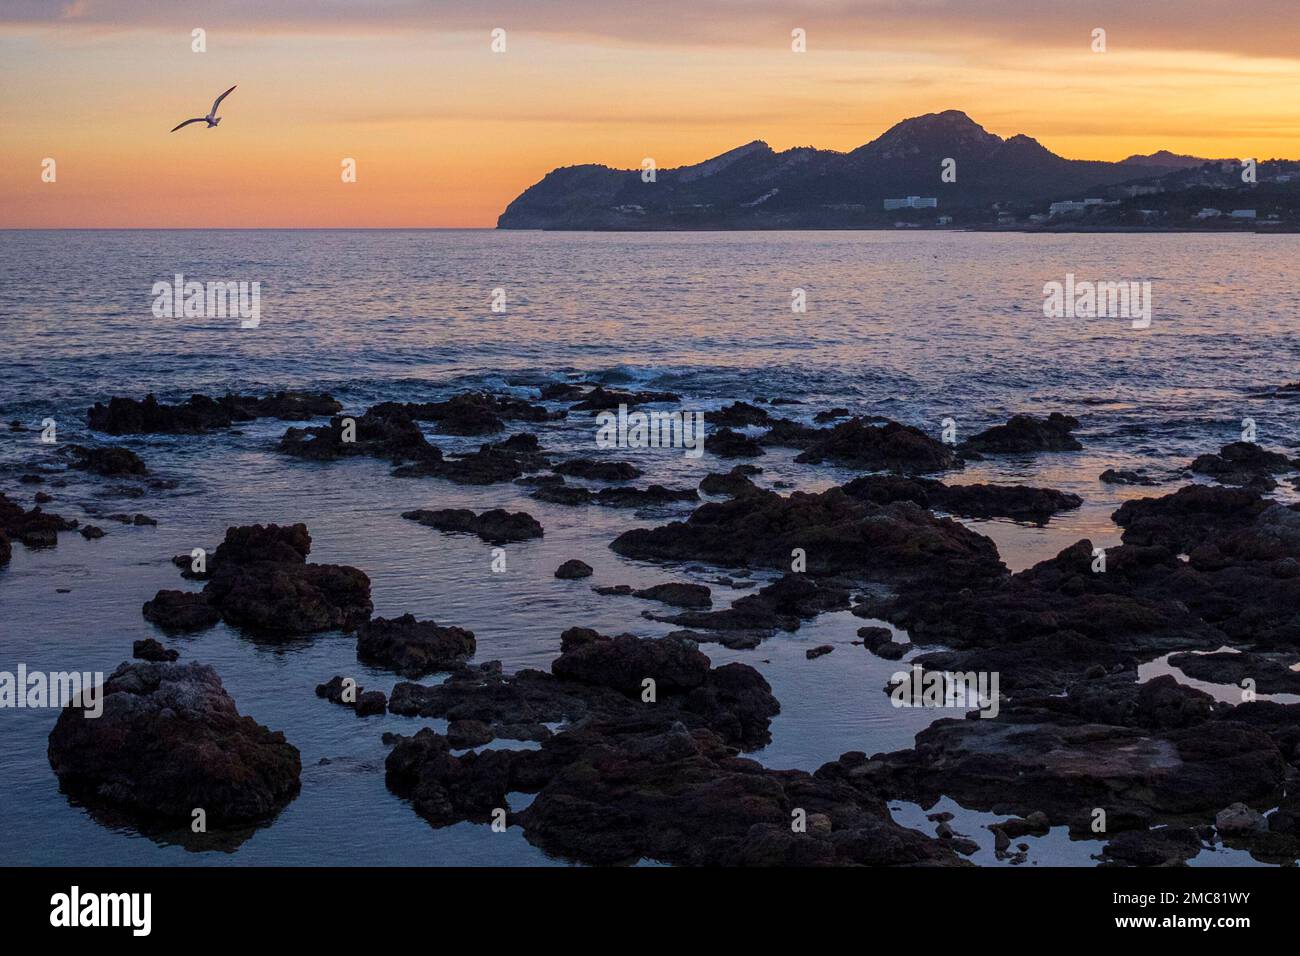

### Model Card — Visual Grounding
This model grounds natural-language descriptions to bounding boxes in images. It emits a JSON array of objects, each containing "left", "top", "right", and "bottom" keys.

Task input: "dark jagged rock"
[
  {"left": 145, "top": 523, "right": 372, "bottom": 638},
  {"left": 132, "top": 638, "right": 178, "bottom": 662},
  {"left": 1190, "top": 441, "right": 1296, "bottom": 487},
  {"left": 554, "top": 559, "right": 594, "bottom": 579},
  {"left": 0, "top": 492, "right": 78, "bottom": 548},
  {"left": 401, "top": 507, "right": 543, "bottom": 544},
  {"left": 872, "top": 641, "right": 909, "bottom": 660},
  {"left": 447, "top": 719, "right": 494, "bottom": 749},
  {"left": 861, "top": 539, "right": 1220, "bottom": 671},
  {"left": 1100, "top": 468, "right": 1159, "bottom": 486},
  {"left": 235, "top": 391, "right": 344, "bottom": 421},
  {"left": 280, "top": 408, "right": 440, "bottom": 464},
  {"left": 315, "top": 675, "right": 387, "bottom": 716},
  {"left": 794, "top": 418, "right": 959, "bottom": 473},
  {"left": 372, "top": 392, "right": 563, "bottom": 436},
  {"left": 841, "top": 474, "right": 1082, "bottom": 524},
  {"left": 760, "top": 417, "right": 825, "bottom": 449},
  {"left": 530, "top": 483, "right": 698, "bottom": 508},
  {"left": 386, "top": 717, "right": 961, "bottom": 866},
  {"left": 959, "top": 413, "right": 1082, "bottom": 454},
  {"left": 388, "top": 631, "right": 778, "bottom": 751},
  {"left": 67, "top": 444, "right": 148, "bottom": 477},
  {"left": 1113, "top": 484, "right": 1270, "bottom": 551},
  {"left": 89, "top": 391, "right": 340, "bottom": 434},
  {"left": 88, "top": 394, "right": 235, "bottom": 434},
  {"left": 376, "top": 628, "right": 923, "bottom": 864},
  {"left": 1098, "top": 828, "right": 1204, "bottom": 866},
  {"left": 142, "top": 590, "right": 221, "bottom": 632},
  {"left": 806, "top": 644, "right": 834, "bottom": 659},
  {"left": 79, "top": 525, "right": 105, "bottom": 539},
  {"left": 553, "top": 458, "right": 641, "bottom": 481},
  {"left": 393, "top": 433, "right": 551, "bottom": 485},
  {"left": 705, "top": 427, "right": 765, "bottom": 459},
  {"left": 699, "top": 464, "right": 763, "bottom": 498},
  {"left": 552, "top": 632, "right": 710, "bottom": 695},
  {"left": 538, "top": 382, "right": 588, "bottom": 401},
  {"left": 664, "top": 628, "right": 766, "bottom": 650},
  {"left": 570, "top": 385, "right": 680, "bottom": 412},
  {"left": 357, "top": 613, "right": 476, "bottom": 677},
  {"left": 706, "top": 402, "right": 771, "bottom": 428},
  {"left": 1169, "top": 651, "right": 1300, "bottom": 695},
  {"left": 857, "top": 626, "right": 894, "bottom": 650},
  {"left": 861, "top": 687, "right": 1286, "bottom": 824},
  {"left": 47, "top": 661, "right": 300, "bottom": 823},
  {"left": 649, "top": 574, "right": 850, "bottom": 636},
  {"left": 630, "top": 582, "right": 712, "bottom": 609},
  {"left": 516, "top": 473, "right": 565, "bottom": 488},
  {"left": 611, "top": 487, "right": 1004, "bottom": 586},
  {"left": 813, "top": 407, "right": 851, "bottom": 424}
]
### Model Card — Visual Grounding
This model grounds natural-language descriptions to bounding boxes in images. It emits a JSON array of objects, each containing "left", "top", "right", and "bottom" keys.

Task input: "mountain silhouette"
[{"left": 497, "top": 110, "right": 1215, "bottom": 229}]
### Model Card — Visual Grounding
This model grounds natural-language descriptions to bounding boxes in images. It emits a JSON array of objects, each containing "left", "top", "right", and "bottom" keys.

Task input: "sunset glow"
[{"left": 4, "top": 1, "right": 1299, "bottom": 227}]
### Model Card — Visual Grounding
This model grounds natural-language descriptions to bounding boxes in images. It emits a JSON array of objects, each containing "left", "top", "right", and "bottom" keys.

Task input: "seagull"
[{"left": 170, "top": 86, "right": 237, "bottom": 132}]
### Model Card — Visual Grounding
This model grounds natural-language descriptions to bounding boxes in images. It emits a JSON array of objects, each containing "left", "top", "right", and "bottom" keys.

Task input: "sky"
[{"left": 2, "top": 0, "right": 1299, "bottom": 227}]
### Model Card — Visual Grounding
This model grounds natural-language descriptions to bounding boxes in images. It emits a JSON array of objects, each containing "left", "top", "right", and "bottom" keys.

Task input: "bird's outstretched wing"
[
  {"left": 210, "top": 85, "right": 237, "bottom": 114},
  {"left": 170, "top": 118, "right": 207, "bottom": 132}
]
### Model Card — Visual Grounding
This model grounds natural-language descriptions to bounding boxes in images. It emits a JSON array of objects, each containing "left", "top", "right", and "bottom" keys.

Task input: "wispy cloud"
[{"left": 5, "top": 0, "right": 1300, "bottom": 61}]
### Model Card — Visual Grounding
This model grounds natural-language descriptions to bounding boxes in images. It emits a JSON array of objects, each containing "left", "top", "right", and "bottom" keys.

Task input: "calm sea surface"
[{"left": 1, "top": 230, "right": 1296, "bottom": 865}]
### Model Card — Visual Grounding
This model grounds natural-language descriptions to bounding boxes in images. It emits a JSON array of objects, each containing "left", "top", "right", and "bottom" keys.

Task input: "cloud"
[{"left": 4, "top": 0, "right": 1299, "bottom": 61}]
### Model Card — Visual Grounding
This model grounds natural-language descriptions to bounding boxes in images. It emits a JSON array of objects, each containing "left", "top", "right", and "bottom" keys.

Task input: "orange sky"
[{"left": 3, "top": 1, "right": 1299, "bottom": 227}]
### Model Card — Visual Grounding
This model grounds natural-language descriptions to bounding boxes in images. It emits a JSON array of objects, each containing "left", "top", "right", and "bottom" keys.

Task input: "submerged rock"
[
  {"left": 371, "top": 392, "right": 562, "bottom": 436},
  {"left": 47, "top": 661, "right": 301, "bottom": 823},
  {"left": 315, "top": 675, "right": 387, "bottom": 716},
  {"left": 531, "top": 483, "right": 698, "bottom": 508},
  {"left": 1100, "top": 468, "right": 1159, "bottom": 486},
  {"left": 401, "top": 507, "right": 543, "bottom": 544},
  {"left": 553, "top": 458, "right": 641, "bottom": 481},
  {"left": 629, "top": 582, "right": 712, "bottom": 609},
  {"left": 706, "top": 428, "right": 765, "bottom": 459},
  {"left": 0, "top": 492, "right": 78, "bottom": 549},
  {"left": 706, "top": 402, "right": 771, "bottom": 428},
  {"left": 570, "top": 385, "right": 680, "bottom": 412},
  {"left": 132, "top": 638, "right": 178, "bottom": 662},
  {"left": 648, "top": 574, "right": 849, "bottom": 638},
  {"left": 67, "top": 444, "right": 149, "bottom": 477}
]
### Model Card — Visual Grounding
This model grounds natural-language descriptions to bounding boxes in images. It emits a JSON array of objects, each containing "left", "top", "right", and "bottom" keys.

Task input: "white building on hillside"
[{"left": 883, "top": 196, "right": 937, "bottom": 210}]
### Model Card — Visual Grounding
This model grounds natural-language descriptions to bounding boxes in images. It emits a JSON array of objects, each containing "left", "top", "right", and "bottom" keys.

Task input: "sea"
[{"left": 2, "top": 229, "right": 1297, "bottom": 866}]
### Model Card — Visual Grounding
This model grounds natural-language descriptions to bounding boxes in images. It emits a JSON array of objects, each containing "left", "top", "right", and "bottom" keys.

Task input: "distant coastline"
[{"left": 497, "top": 110, "right": 1300, "bottom": 232}]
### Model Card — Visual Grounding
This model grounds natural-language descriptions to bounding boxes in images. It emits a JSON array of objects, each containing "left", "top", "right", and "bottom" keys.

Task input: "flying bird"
[{"left": 170, "top": 85, "right": 237, "bottom": 132}]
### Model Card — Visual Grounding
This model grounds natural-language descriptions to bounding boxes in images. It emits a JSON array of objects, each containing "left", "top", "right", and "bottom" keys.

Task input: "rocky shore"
[{"left": 13, "top": 383, "right": 1300, "bottom": 866}]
